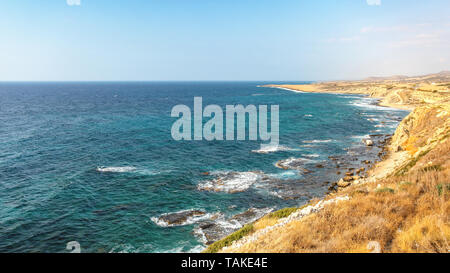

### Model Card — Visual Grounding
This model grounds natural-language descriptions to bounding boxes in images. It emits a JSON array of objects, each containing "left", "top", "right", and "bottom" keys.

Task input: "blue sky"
[{"left": 0, "top": 0, "right": 449, "bottom": 81}]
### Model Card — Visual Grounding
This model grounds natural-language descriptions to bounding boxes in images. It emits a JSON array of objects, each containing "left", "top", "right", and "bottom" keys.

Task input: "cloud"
[
  {"left": 67, "top": 0, "right": 81, "bottom": 6},
  {"left": 325, "top": 36, "right": 361, "bottom": 43},
  {"left": 366, "top": 0, "right": 381, "bottom": 6},
  {"left": 361, "top": 25, "right": 410, "bottom": 34}
]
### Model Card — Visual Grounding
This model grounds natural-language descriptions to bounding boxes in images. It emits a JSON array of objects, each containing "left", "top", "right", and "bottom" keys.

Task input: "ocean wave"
[
  {"left": 270, "top": 87, "right": 305, "bottom": 93},
  {"left": 96, "top": 166, "right": 137, "bottom": 173},
  {"left": 275, "top": 157, "right": 316, "bottom": 171},
  {"left": 197, "top": 171, "right": 263, "bottom": 193},
  {"left": 340, "top": 95, "right": 362, "bottom": 99},
  {"left": 268, "top": 170, "right": 300, "bottom": 179},
  {"left": 303, "top": 139, "right": 332, "bottom": 144},
  {"left": 96, "top": 166, "right": 170, "bottom": 176},
  {"left": 151, "top": 209, "right": 220, "bottom": 227},
  {"left": 350, "top": 100, "right": 399, "bottom": 111},
  {"left": 351, "top": 134, "right": 370, "bottom": 139},
  {"left": 109, "top": 243, "right": 154, "bottom": 253},
  {"left": 160, "top": 244, "right": 206, "bottom": 253},
  {"left": 194, "top": 208, "right": 273, "bottom": 244},
  {"left": 299, "top": 144, "right": 316, "bottom": 148},
  {"left": 110, "top": 242, "right": 206, "bottom": 253},
  {"left": 251, "top": 145, "right": 298, "bottom": 154},
  {"left": 302, "top": 153, "right": 320, "bottom": 158}
]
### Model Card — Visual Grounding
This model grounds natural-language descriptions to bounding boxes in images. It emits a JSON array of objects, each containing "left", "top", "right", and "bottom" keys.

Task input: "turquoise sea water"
[{"left": 0, "top": 82, "right": 408, "bottom": 253}]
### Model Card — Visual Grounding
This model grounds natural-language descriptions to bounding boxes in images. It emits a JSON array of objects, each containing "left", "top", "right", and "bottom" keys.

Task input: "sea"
[{"left": 0, "top": 82, "right": 409, "bottom": 253}]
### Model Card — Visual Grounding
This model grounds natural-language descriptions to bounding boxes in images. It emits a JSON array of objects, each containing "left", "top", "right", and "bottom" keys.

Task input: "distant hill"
[{"left": 364, "top": 71, "right": 450, "bottom": 83}]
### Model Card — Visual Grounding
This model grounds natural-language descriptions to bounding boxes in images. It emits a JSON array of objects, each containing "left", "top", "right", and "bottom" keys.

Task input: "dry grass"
[
  {"left": 227, "top": 138, "right": 449, "bottom": 253},
  {"left": 225, "top": 76, "right": 450, "bottom": 253}
]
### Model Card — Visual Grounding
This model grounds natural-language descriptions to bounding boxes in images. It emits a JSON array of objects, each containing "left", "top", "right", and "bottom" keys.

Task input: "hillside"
[{"left": 205, "top": 72, "right": 450, "bottom": 253}]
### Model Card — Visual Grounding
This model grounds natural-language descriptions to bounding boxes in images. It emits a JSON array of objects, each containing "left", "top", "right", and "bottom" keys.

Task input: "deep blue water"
[{"left": 0, "top": 82, "right": 408, "bottom": 253}]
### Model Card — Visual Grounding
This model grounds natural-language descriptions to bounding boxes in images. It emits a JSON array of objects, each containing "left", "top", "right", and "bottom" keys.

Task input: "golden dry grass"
[
  {"left": 226, "top": 138, "right": 449, "bottom": 253},
  {"left": 224, "top": 75, "right": 450, "bottom": 253}
]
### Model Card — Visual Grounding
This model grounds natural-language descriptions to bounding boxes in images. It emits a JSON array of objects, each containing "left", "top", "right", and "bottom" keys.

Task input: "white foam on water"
[
  {"left": 303, "top": 139, "right": 333, "bottom": 144},
  {"left": 340, "top": 95, "right": 362, "bottom": 99},
  {"left": 251, "top": 145, "right": 298, "bottom": 154},
  {"left": 268, "top": 191, "right": 284, "bottom": 199},
  {"left": 151, "top": 209, "right": 219, "bottom": 227},
  {"left": 109, "top": 243, "right": 154, "bottom": 253},
  {"left": 302, "top": 153, "right": 320, "bottom": 158},
  {"left": 268, "top": 170, "right": 300, "bottom": 180},
  {"left": 299, "top": 144, "right": 316, "bottom": 148},
  {"left": 272, "top": 87, "right": 306, "bottom": 93},
  {"left": 96, "top": 166, "right": 137, "bottom": 173},
  {"left": 96, "top": 166, "right": 170, "bottom": 176},
  {"left": 351, "top": 134, "right": 370, "bottom": 139},
  {"left": 350, "top": 99, "right": 399, "bottom": 111},
  {"left": 275, "top": 157, "right": 317, "bottom": 170},
  {"left": 158, "top": 243, "right": 206, "bottom": 253},
  {"left": 197, "top": 171, "right": 262, "bottom": 193}
]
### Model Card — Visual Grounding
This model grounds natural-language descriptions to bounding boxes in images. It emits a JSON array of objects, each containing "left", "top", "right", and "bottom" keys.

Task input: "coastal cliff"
[{"left": 205, "top": 72, "right": 450, "bottom": 253}]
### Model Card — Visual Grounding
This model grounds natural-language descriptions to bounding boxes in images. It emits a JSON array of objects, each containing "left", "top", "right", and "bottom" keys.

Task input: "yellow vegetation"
[
  {"left": 219, "top": 72, "right": 450, "bottom": 253},
  {"left": 225, "top": 160, "right": 449, "bottom": 253}
]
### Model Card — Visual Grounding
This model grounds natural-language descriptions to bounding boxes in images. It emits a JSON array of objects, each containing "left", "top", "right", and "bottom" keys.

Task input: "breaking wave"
[
  {"left": 197, "top": 171, "right": 263, "bottom": 193},
  {"left": 251, "top": 145, "right": 298, "bottom": 154},
  {"left": 96, "top": 166, "right": 137, "bottom": 173},
  {"left": 151, "top": 209, "right": 219, "bottom": 227}
]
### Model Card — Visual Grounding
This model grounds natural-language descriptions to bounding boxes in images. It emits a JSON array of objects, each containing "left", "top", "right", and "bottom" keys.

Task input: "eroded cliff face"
[
  {"left": 213, "top": 74, "right": 450, "bottom": 253},
  {"left": 390, "top": 104, "right": 450, "bottom": 174},
  {"left": 214, "top": 104, "right": 450, "bottom": 253}
]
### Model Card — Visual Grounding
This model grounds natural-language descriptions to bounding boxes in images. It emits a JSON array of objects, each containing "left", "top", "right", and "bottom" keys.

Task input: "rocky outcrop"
[{"left": 390, "top": 104, "right": 450, "bottom": 158}]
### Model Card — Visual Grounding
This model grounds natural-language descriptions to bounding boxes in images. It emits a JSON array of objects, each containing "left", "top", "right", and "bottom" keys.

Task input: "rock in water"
[
  {"left": 343, "top": 176, "right": 354, "bottom": 182},
  {"left": 364, "top": 139, "right": 374, "bottom": 146},
  {"left": 158, "top": 210, "right": 206, "bottom": 226},
  {"left": 337, "top": 179, "right": 351, "bottom": 188}
]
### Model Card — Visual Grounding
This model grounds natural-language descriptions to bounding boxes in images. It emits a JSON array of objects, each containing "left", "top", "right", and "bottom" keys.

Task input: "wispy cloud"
[
  {"left": 366, "top": 0, "right": 381, "bottom": 6},
  {"left": 361, "top": 25, "right": 409, "bottom": 34},
  {"left": 326, "top": 36, "right": 361, "bottom": 43},
  {"left": 67, "top": 0, "right": 81, "bottom": 6},
  {"left": 387, "top": 30, "right": 449, "bottom": 48}
]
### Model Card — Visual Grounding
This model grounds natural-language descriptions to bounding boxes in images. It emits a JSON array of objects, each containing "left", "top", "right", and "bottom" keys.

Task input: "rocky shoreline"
[
  {"left": 202, "top": 96, "right": 408, "bottom": 252},
  {"left": 206, "top": 72, "right": 449, "bottom": 253}
]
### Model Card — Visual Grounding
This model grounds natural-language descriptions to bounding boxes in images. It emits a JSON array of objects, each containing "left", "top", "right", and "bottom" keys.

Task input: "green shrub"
[
  {"left": 267, "top": 207, "right": 298, "bottom": 219},
  {"left": 436, "top": 184, "right": 450, "bottom": 196},
  {"left": 203, "top": 224, "right": 254, "bottom": 253},
  {"left": 422, "top": 164, "right": 442, "bottom": 172},
  {"left": 395, "top": 150, "right": 430, "bottom": 176},
  {"left": 376, "top": 187, "right": 395, "bottom": 194}
]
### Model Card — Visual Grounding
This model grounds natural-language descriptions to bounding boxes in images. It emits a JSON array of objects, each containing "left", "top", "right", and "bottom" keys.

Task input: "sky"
[{"left": 0, "top": 0, "right": 449, "bottom": 81}]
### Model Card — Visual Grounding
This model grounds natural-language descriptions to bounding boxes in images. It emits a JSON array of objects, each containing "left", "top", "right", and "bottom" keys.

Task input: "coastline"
[
  {"left": 265, "top": 85, "right": 415, "bottom": 111},
  {"left": 206, "top": 74, "right": 449, "bottom": 253}
]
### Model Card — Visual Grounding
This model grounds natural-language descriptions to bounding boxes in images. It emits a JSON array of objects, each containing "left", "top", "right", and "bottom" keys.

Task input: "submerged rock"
[
  {"left": 156, "top": 210, "right": 206, "bottom": 226},
  {"left": 195, "top": 208, "right": 272, "bottom": 245},
  {"left": 364, "top": 139, "right": 374, "bottom": 146},
  {"left": 275, "top": 158, "right": 312, "bottom": 172},
  {"left": 197, "top": 171, "right": 263, "bottom": 193}
]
